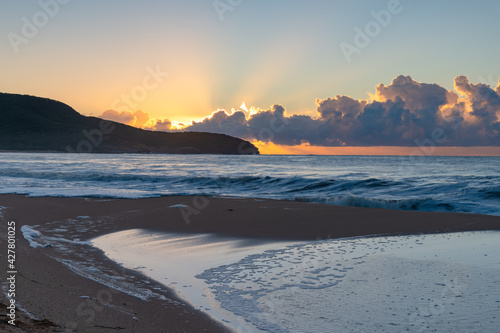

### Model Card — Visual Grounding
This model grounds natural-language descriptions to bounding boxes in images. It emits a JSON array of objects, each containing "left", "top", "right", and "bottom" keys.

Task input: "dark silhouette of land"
[{"left": 0, "top": 92, "right": 259, "bottom": 154}]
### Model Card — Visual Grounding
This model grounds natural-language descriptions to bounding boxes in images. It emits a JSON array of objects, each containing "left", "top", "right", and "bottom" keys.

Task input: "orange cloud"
[
  {"left": 99, "top": 109, "right": 172, "bottom": 131},
  {"left": 100, "top": 109, "right": 152, "bottom": 128}
]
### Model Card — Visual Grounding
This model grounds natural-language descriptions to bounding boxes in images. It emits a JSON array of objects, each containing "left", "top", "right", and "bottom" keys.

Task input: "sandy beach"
[{"left": 1, "top": 194, "right": 499, "bottom": 332}]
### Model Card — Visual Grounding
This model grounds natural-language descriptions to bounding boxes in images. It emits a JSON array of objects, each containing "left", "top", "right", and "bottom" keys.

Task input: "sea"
[{"left": 0, "top": 152, "right": 499, "bottom": 216}]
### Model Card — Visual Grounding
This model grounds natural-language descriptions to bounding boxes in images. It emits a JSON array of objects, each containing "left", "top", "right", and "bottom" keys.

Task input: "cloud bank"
[
  {"left": 101, "top": 75, "right": 500, "bottom": 147},
  {"left": 186, "top": 75, "right": 500, "bottom": 146}
]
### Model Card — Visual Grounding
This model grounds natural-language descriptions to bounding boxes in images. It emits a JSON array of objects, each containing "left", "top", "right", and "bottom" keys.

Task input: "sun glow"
[
  {"left": 170, "top": 121, "right": 187, "bottom": 130},
  {"left": 237, "top": 102, "right": 253, "bottom": 119},
  {"left": 253, "top": 142, "right": 500, "bottom": 156}
]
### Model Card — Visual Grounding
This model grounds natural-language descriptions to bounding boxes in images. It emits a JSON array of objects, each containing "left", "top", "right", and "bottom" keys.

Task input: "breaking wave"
[{"left": 0, "top": 153, "right": 499, "bottom": 215}]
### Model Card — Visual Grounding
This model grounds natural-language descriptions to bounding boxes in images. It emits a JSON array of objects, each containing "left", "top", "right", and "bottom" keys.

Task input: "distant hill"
[{"left": 0, "top": 93, "right": 259, "bottom": 154}]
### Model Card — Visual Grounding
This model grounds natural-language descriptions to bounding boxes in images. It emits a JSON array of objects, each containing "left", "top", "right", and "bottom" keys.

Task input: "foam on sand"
[
  {"left": 20, "top": 225, "right": 46, "bottom": 248},
  {"left": 20, "top": 224, "right": 92, "bottom": 249},
  {"left": 92, "top": 231, "right": 297, "bottom": 332},
  {"left": 92, "top": 230, "right": 500, "bottom": 333}
]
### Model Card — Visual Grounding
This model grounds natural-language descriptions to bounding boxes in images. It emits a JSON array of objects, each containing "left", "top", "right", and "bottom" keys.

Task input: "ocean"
[{"left": 1, "top": 152, "right": 499, "bottom": 216}]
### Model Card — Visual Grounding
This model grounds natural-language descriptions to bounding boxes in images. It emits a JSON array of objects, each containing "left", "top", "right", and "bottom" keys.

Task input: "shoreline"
[{"left": 1, "top": 194, "right": 499, "bottom": 332}]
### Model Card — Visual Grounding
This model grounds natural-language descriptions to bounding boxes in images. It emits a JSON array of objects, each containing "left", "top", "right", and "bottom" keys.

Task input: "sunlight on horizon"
[
  {"left": 254, "top": 142, "right": 500, "bottom": 156},
  {"left": 101, "top": 92, "right": 500, "bottom": 157}
]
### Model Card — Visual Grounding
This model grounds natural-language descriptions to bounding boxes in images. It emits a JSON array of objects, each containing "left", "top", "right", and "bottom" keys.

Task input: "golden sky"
[{"left": 2, "top": 1, "right": 500, "bottom": 155}]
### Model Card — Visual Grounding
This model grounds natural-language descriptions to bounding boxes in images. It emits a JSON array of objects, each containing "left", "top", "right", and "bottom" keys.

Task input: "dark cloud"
[
  {"left": 183, "top": 75, "right": 500, "bottom": 146},
  {"left": 101, "top": 75, "right": 500, "bottom": 147},
  {"left": 153, "top": 119, "right": 172, "bottom": 132},
  {"left": 376, "top": 75, "right": 449, "bottom": 112},
  {"left": 187, "top": 110, "right": 252, "bottom": 138},
  {"left": 454, "top": 76, "right": 500, "bottom": 123}
]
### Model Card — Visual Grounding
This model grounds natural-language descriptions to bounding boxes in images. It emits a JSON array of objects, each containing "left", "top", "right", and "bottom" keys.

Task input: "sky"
[{"left": 1, "top": 0, "right": 500, "bottom": 155}]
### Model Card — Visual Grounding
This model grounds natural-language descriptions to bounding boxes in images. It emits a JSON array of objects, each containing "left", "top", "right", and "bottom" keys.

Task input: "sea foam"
[
  {"left": 92, "top": 230, "right": 500, "bottom": 333},
  {"left": 1, "top": 153, "right": 499, "bottom": 216}
]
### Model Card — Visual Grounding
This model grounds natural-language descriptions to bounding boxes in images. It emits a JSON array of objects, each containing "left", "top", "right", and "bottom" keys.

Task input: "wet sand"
[{"left": 0, "top": 194, "right": 499, "bottom": 332}]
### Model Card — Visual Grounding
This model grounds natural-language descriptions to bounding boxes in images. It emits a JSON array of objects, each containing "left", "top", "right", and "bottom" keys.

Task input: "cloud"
[
  {"left": 153, "top": 119, "right": 172, "bottom": 131},
  {"left": 100, "top": 109, "right": 151, "bottom": 128},
  {"left": 99, "top": 109, "right": 173, "bottom": 131},
  {"left": 182, "top": 75, "right": 500, "bottom": 146},
  {"left": 454, "top": 76, "right": 500, "bottom": 123},
  {"left": 97, "top": 75, "right": 500, "bottom": 147},
  {"left": 100, "top": 109, "right": 136, "bottom": 125},
  {"left": 132, "top": 110, "right": 151, "bottom": 128},
  {"left": 187, "top": 109, "right": 253, "bottom": 138}
]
